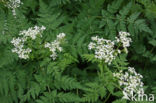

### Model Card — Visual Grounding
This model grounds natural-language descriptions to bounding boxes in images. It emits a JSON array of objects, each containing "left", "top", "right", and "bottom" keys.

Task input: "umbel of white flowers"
[
  {"left": 88, "top": 31, "right": 132, "bottom": 65},
  {"left": 11, "top": 26, "right": 46, "bottom": 59},
  {"left": 5, "top": 0, "right": 22, "bottom": 16},
  {"left": 113, "top": 67, "right": 144, "bottom": 100},
  {"left": 45, "top": 33, "right": 66, "bottom": 60},
  {"left": 115, "top": 31, "right": 132, "bottom": 53},
  {"left": 88, "top": 36, "right": 116, "bottom": 65}
]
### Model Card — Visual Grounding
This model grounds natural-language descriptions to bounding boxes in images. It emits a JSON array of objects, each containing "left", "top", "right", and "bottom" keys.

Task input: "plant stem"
[{"left": 103, "top": 92, "right": 111, "bottom": 103}]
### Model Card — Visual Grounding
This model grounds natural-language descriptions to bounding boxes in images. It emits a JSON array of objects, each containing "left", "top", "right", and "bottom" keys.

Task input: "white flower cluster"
[
  {"left": 5, "top": 0, "right": 22, "bottom": 16},
  {"left": 19, "top": 26, "right": 46, "bottom": 40},
  {"left": 88, "top": 36, "right": 116, "bottom": 65},
  {"left": 11, "top": 37, "right": 31, "bottom": 59},
  {"left": 11, "top": 26, "right": 46, "bottom": 59},
  {"left": 113, "top": 67, "right": 144, "bottom": 100},
  {"left": 88, "top": 31, "right": 132, "bottom": 64},
  {"left": 45, "top": 33, "right": 66, "bottom": 60},
  {"left": 115, "top": 31, "right": 132, "bottom": 53}
]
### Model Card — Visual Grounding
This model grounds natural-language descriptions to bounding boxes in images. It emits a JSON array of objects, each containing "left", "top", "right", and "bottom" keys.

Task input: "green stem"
[
  {"left": 103, "top": 92, "right": 111, "bottom": 103},
  {"left": 99, "top": 62, "right": 104, "bottom": 75},
  {"left": 103, "top": 63, "right": 109, "bottom": 73},
  {"left": 112, "top": 83, "right": 122, "bottom": 91},
  {"left": 76, "top": 89, "right": 79, "bottom": 95},
  {"left": 47, "top": 85, "right": 51, "bottom": 92}
]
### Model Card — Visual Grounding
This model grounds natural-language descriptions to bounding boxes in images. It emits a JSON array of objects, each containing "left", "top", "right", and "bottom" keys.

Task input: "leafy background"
[{"left": 0, "top": 0, "right": 156, "bottom": 103}]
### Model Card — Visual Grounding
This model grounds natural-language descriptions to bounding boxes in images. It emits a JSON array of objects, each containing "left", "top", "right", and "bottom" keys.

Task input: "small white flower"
[
  {"left": 91, "top": 36, "right": 98, "bottom": 41},
  {"left": 115, "top": 31, "right": 132, "bottom": 53},
  {"left": 57, "top": 33, "right": 66, "bottom": 39},
  {"left": 122, "top": 91, "right": 130, "bottom": 100},
  {"left": 117, "top": 50, "right": 121, "bottom": 54},
  {"left": 128, "top": 67, "right": 135, "bottom": 73},
  {"left": 41, "top": 26, "right": 46, "bottom": 30},
  {"left": 44, "top": 43, "right": 50, "bottom": 48},
  {"left": 45, "top": 33, "right": 66, "bottom": 60},
  {"left": 5, "top": 0, "right": 22, "bottom": 16},
  {"left": 88, "top": 42, "right": 96, "bottom": 50}
]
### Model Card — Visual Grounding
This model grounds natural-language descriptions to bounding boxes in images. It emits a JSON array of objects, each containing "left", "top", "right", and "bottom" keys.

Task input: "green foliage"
[
  {"left": 100, "top": 0, "right": 152, "bottom": 38},
  {"left": 37, "top": 0, "right": 66, "bottom": 31},
  {"left": 36, "top": 91, "right": 82, "bottom": 103},
  {"left": 0, "top": 0, "right": 156, "bottom": 103}
]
